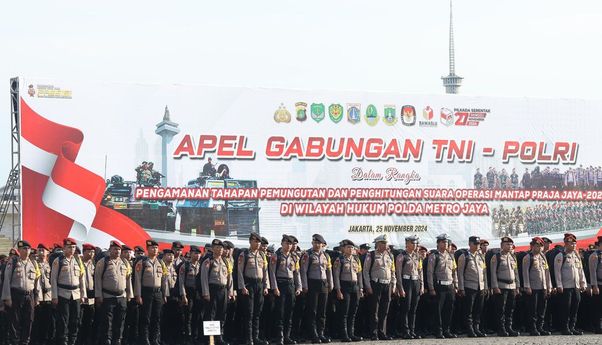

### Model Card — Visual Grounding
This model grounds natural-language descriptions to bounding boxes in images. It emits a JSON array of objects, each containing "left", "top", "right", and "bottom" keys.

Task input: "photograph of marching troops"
[
  {"left": 0, "top": 231, "right": 602, "bottom": 345},
  {"left": 473, "top": 165, "right": 602, "bottom": 190},
  {"left": 491, "top": 202, "right": 602, "bottom": 237}
]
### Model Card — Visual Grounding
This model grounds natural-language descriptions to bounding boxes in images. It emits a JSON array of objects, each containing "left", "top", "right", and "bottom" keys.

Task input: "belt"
[
  {"left": 10, "top": 288, "right": 33, "bottom": 296},
  {"left": 437, "top": 280, "right": 452, "bottom": 286},
  {"left": 58, "top": 283, "right": 79, "bottom": 291},
  {"left": 402, "top": 274, "right": 420, "bottom": 280},
  {"left": 498, "top": 278, "right": 514, "bottom": 284},
  {"left": 102, "top": 288, "right": 125, "bottom": 296},
  {"left": 142, "top": 287, "right": 161, "bottom": 293},
  {"left": 371, "top": 279, "right": 390, "bottom": 284},
  {"left": 209, "top": 283, "right": 227, "bottom": 289},
  {"left": 244, "top": 277, "right": 262, "bottom": 282}
]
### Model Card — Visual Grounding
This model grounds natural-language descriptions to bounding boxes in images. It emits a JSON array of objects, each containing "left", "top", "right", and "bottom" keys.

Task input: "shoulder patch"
[{"left": 135, "top": 262, "right": 142, "bottom": 272}]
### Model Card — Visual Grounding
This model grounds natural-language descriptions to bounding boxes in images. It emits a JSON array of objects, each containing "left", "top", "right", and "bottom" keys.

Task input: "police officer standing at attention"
[
  {"left": 79, "top": 243, "right": 96, "bottom": 345},
  {"left": 95, "top": 240, "right": 133, "bottom": 345},
  {"left": 35, "top": 243, "right": 53, "bottom": 345},
  {"left": 201, "top": 239, "right": 234, "bottom": 345},
  {"left": 362, "top": 234, "right": 395, "bottom": 341},
  {"left": 521, "top": 237, "right": 552, "bottom": 336},
  {"left": 490, "top": 236, "right": 520, "bottom": 337},
  {"left": 427, "top": 234, "right": 457, "bottom": 339},
  {"left": 269, "top": 235, "right": 301, "bottom": 345},
  {"left": 161, "top": 248, "right": 179, "bottom": 345},
  {"left": 135, "top": 240, "right": 169, "bottom": 345},
  {"left": 554, "top": 233, "right": 587, "bottom": 335},
  {"left": 589, "top": 236, "right": 602, "bottom": 334},
  {"left": 180, "top": 245, "right": 202, "bottom": 344},
  {"left": 300, "top": 234, "right": 333, "bottom": 344},
  {"left": 395, "top": 235, "right": 423, "bottom": 340},
  {"left": 457, "top": 236, "right": 487, "bottom": 338},
  {"left": 333, "top": 239, "right": 363, "bottom": 343},
  {"left": 238, "top": 232, "right": 269, "bottom": 345},
  {"left": 2, "top": 240, "right": 41, "bottom": 345},
  {"left": 51, "top": 238, "right": 86, "bottom": 345}
]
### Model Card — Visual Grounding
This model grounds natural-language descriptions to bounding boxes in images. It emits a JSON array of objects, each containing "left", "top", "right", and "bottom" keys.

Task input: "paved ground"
[{"left": 328, "top": 334, "right": 601, "bottom": 345}]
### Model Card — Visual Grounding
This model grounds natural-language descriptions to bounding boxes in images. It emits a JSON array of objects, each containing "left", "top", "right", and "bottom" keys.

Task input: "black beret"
[
  {"left": 146, "top": 240, "right": 159, "bottom": 247},
  {"left": 468, "top": 236, "right": 480, "bottom": 244},
  {"left": 17, "top": 240, "right": 31, "bottom": 249},
  {"left": 172, "top": 241, "right": 184, "bottom": 249},
  {"left": 339, "top": 239, "right": 356, "bottom": 247},
  {"left": 212, "top": 239, "right": 224, "bottom": 247},
  {"left": 260, "top": 237, "right": 269, "bottom": 245},
  {"left": 189, "top": 245, "right": 201, "bottom": 253},
  {"left": 249, "top": 232, "right": 261, "bottom": 242},
  {"left": 222, "top": 241, "right": 234, "bottom": 249},
  {"left": 312, "top": 234, "right": 326, "bottom": 245}
]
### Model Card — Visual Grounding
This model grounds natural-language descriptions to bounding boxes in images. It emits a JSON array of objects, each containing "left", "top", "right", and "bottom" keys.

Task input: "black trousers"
[
  {"left": 464, "top": 288, "right": 484, "bottom": 331},
  {"left": 367, "top": 282, "right": 391, "bottom": 337},
  {"left": 337, "top": 281, "right": 360, "bottom": 339},
  {"left": 33, "top": 301, "right": 53, "bottom": 344},
  {"left": 305, "top": 279, "right": 328, "bottom": 339},
  {"left": 594, "top": 291, "right": 602, "bottom": 332},
  {"left": 98, "top": 297, "right": 127, "bottom": 345},
  {"left": 434, "top": 284, "right": 454, "bottom": 335},
  {"left": 139, "top": 288, "right": 164, "bottom": 345},
  {"left": 182, "top": 287, "right": 202, "bottom": 339},
  {"left": 560, "top": 288, "right": 581, "bottom": 331},
  {"left": 204, "top": 284, "right": 228, "bottom": 334},
  {"left": 7, "top": 289, "right": 35, "bottom": 345},
  {"left": 56, "top": 296, "right": 81, "bottom": 345},
  {"left": 161, "top": 297, "right": 181, "bottom": 344},
  {"left": 123, "top": 299, "right": 139, "bottom": 345},
  {"left": 78, "top": 303, "right": 95, "bottom": 345},
  {"left": 525, "top": 290, "right": 547, "bottom": 332},
  {"left": 399, "top": 279, "right": 421, "bottom": 335},
  {"left": 494, "top": 288, "right": 516, "bottom": 331},
  {"left": 239, "top": 278, "right": 264, "bottom": 342},
  {"left": 274, "top": 279, "right": 296, "bottom": 339}
]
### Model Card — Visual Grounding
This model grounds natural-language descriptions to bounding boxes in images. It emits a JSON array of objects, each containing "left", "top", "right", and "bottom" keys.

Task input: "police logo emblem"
[
  {"left": 310, "top": 103, "right": 325, "bottom": 123},
  {"left": 295, "top": 102, "right": 308, "bottom": 122},
  {"left": 364, "top": 104, "right": 379, "bottom": 126},
  {"left": 347, "top": 104, "right": 361, "bottom": 124},
  {"left": 328, "top": 104, "right": 344, "bottom": 123},
  {"left": 401, "top": 105, "right": 416, "bottom": 126},
  {"left": 382, "top": 105, "right": 397, "bottom": 126},
  {"left": 274, "top": 103, "right": 292, "bottom": 123},
  {"left": 440, "top": 107, "right": 454, "bottom": 126}
]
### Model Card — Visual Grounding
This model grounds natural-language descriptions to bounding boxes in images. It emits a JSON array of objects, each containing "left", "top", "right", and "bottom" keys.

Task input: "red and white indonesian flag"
[{"left": 21, "top": 99, "right": 150, "bottom": 247}]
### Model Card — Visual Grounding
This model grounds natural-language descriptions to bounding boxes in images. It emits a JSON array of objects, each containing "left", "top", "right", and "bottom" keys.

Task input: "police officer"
[
  {"left": 161, "top": 248, "right": 180, "bottom": 345},
  {"left": 269, "top": 235, "right": 301, "bottom": 345},
  {"left": 457, "top": 236, "right": 487, "bottom": 338},
  {"left": 222, "top": 241, "right": 237, "bottom": 343},
  {"left": 491, "top": 236, "right": 520, "bottom": 337},
  {"left": 238, "top": 232, "right": 269, "bottom": 345},
  {"left": 95, "top": 240, "right": 133, "bottom": 345},
  {"left": 589, "top": 236, "right": 602, "bottom": 334},
  {"left": 79, "top": 243, "right": 96, "bottom": 345},
  {"left": 135, "top": 240, "right": 169, "bottom": 345},
  {"left": 554, "top": 233, "right": 587, "bottom": 335},
  {"left": 34, "top": 243, "right": 53, "bottom": 345},
  {"left": 427, "top": 234, "right": 457, "bottom": 339},
  {"left": 521, "top": 237, "right": 552, "bottom": 336},
  {"left": 122, "top": 244, "right": 139, "bottom": 345},
  {"left": 395, "top": 235, "right": 423, "bottom": 339},
  {"left": 51, "top": 238, "right": 86, "bottom": 345},
  {"left": 333, "top": 239, "right": 363, "bottom": 342},
  {"left": 2, "top": 240, "right": 41, "bottom": 345},
  {"left": 201, "top": 239, "right": 234, "bottom": 345},
  {"left": 180, "top": 245, "right": 202, "bottom": 343},
  {"left": 300, "top": 234, "right": 333, "bottom": 344},
  {"left": 363, "top": 234, "right": 396, "bottom": 341},
  {"left": 172, "top": 242, "right": 185, "bottom": 267}
]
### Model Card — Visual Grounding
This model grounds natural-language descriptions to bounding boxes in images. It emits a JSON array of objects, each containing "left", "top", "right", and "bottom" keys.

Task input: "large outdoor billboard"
[{"left": 17, "top": 78, "right": 602, "bottom": 249}]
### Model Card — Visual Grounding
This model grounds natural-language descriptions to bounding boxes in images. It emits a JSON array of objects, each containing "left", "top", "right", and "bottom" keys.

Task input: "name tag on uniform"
[{"left": 402, "top": 274, "right": 419, "bottom": 280}]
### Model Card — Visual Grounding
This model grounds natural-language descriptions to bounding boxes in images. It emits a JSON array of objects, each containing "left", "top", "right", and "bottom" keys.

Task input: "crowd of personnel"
[
  {"left": 491, "top": 202, "right": 602, "bottom": 237},
  {"left": 1, "top": 231, "right": 602, "bottom": 345},
  {"left": 473, "top": 165, "right": 602, "bottom": 190}
]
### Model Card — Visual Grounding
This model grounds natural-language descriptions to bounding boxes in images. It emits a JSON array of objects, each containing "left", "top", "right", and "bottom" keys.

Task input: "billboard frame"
[{"left": 9, "top": 77, "right": 21, "bottom": 245}]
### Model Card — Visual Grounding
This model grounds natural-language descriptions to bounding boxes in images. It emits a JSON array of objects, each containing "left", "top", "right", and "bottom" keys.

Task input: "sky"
[{"left": 1, "top": 0, "right": 601, "bottom": 182}]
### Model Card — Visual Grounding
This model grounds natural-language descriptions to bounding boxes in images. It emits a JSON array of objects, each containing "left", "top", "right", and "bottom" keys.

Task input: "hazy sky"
[{"left": 1, "top": 0, "right": 601, "bottom": 181}]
